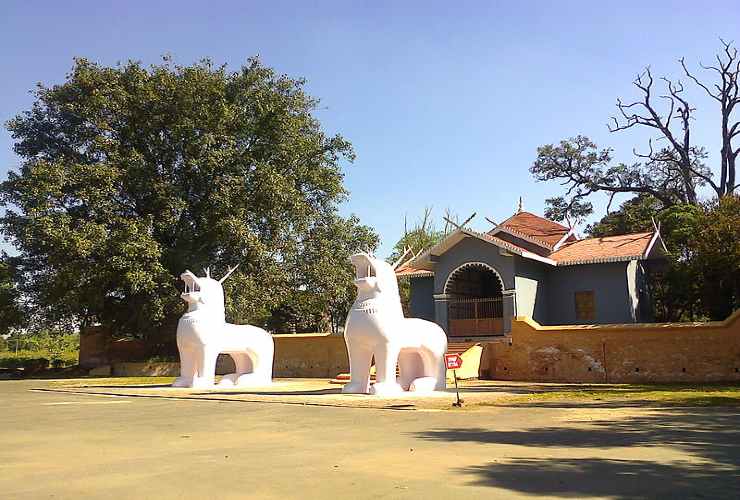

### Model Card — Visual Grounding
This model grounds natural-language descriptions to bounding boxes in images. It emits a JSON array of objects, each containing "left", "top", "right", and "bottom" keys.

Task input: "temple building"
[{"left": 395, "top": 208, "right": 668, "bottom": 339}]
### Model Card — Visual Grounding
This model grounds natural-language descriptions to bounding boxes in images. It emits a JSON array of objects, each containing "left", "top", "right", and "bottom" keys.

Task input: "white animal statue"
[
  {"left": 342, "top": 252, "right": 448, "bottom": 395},
  {"left": 173, "top": 266, "right": 274, "bottom": 388}
]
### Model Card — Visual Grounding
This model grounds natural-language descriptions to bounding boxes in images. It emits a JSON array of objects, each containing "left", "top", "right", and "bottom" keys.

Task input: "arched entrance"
[{"left": 444, "top": 262, "right": 504, "bottom": 337}]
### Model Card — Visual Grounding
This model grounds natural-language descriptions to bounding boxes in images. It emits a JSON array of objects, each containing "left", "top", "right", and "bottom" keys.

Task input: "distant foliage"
[
  {"left": 1, "top": 330, "right": 79, "bottom": 368},
  {"left": 587, "top": 195, "right": 740, "bottom": 321},
  {"left": 388, "top": 207, "right": 446, "bottom": 265},
  {"left": 586, "top": 195, "right": 663, "bottom": 237},
  {"left": 389, "top": 208, "right": 447, "bottom": 315}
]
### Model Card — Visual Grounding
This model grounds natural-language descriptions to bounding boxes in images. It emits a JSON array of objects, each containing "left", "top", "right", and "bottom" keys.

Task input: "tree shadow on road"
[
  {"left": 458, "top": 457, "right": 734, "bottom": 499},
  {"left": 414, "top": 407, "right": 740, "bottom": 498}
]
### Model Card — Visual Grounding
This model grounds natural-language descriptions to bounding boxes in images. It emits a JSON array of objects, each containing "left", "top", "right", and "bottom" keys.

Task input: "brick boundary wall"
[
  {"left": 479, "top": 310, "right": 740, "bottom": 383},
  {"left": 272, "top": 333, "right": 349, "bottom": 378},
  {"left": 81, "top": 311, "right": 740, "bottom": 383},
  {"left": 80, "top": 330, "right": 349, "bottom": 378}
]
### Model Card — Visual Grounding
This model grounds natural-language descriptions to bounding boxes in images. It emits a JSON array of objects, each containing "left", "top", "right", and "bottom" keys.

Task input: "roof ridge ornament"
[
  {"left": 443, "top": 212, "right": 476, "bottom": 232},
  {"left": 517, "top": 196, "right": 523, "bottom": 213},
  {"left": 391, "top": 246, "right": 413, "bottom": 270}
]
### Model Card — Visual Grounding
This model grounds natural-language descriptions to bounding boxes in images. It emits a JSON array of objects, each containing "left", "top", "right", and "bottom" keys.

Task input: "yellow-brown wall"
[
  {"left": 113, "top": 334, "right": 350, "bottom": 378},
  {"left": 479, "top": 311, "right": 740, "bottom": 383},
  {"left": 272, "top": 333, "right": 349, "bottom": 378}
]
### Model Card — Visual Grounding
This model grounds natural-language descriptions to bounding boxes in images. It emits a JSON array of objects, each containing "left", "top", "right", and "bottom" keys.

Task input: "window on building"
[{"left": 574, "top": 291, "right": 595, "bottom": 321}]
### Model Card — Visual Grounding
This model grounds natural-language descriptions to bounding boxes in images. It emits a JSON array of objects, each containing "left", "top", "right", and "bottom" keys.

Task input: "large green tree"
[
  {"left": 690, "top": 195, "right": 740, "bottom": 320},
  {"left": 0, "top": 254, "right": 25, "bottom": 335},
  {"left": 2, "top": 57, "right": 376, "bottom": 347},
  {"left": 292, "top": 214, "right": 379, "bottom": 334}
]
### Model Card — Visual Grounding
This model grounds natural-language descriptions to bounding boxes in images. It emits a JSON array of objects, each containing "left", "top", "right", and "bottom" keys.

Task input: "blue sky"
[{"left": 2, "top": 1, "right": 738, "bottom": 257}]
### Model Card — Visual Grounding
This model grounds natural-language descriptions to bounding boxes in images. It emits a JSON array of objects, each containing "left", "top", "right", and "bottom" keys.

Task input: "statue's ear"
[{"left": 219, "top": 264, "right": 240, "bottom": 284}]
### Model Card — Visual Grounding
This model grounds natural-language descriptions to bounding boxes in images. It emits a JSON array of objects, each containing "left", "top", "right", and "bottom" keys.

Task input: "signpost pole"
[
  {"left": 452, "top": 369, "right": 462, "bottom": 407},
  {"left": 445, "top": 353, "right": 464, "bottom": 407}
]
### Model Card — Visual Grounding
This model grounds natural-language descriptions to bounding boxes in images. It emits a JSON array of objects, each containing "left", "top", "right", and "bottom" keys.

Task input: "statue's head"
[
  {"left": 349, "top": 252, "right": 399, "bottom": 299},
  {"left": 180, "top": 265, "right": 238, "bottom": 313}
]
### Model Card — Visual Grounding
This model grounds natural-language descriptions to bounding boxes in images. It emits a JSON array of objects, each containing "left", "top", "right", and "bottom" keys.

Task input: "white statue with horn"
[
  {"left": 173, "top": 265, "right": 274, "bottom": 388},
  {"left": 342, "top": 251, "right": 447, "bottom": 395}
]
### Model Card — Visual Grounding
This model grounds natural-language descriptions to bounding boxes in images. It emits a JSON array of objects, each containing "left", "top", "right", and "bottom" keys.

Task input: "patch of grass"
[
  {"left": 50, "top": 376, "right": 176, "bottom": 387},
  {"left": 487, "top": 383, "right": 740, "bottom": 407}
]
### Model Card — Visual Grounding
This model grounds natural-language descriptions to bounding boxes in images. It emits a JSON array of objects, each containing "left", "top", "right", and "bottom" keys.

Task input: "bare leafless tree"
[
  {"left": 609, "top": 39, "right": 739, "bottom": 201},
  {"left": 680, "top": 38, "right": 740, "bottom": 197},
  {"left": 608, "top": 68, "right": 705, "bottom": 205}
]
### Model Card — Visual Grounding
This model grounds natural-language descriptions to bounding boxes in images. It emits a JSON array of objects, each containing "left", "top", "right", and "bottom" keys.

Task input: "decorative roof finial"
[{"left": 517, "top": 196, "right": 523, "bottom": 213}]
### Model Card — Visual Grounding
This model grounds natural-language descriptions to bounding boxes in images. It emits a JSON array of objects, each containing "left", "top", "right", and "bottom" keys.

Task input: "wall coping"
[
  {"left": 515, "top": 309, "right": 740, "bottom": 332},
  {"left": 271, "top": 332, "right": 338, "bottom": 338}
]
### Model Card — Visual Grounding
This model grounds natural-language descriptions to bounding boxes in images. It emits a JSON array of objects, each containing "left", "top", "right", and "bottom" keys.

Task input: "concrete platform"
[{"left": 38, "top": 377, "right": 493, "bottom": 411}]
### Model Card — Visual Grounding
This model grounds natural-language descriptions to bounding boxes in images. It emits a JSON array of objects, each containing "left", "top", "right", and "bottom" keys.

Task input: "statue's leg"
[
  {"left": 248, "top": 341, "right": 274, "bottom": 384},
  {"left": 342, "top": 341, "right": 372, "bottom": 394},
  {"left": 173, "top": 347, "right": 195, "bottom": 387},
  {"left": 397, "top": 350, "right": 424, "bottom": 391},
  {"left": 232, "top": 353, "right": 251, "bottom": 376},
  {"left": 370, "top": 344, "right": 403, "bottom": 396},
  {"left": 407, "top": 349, "right": 441, "bottom": 393},
  {"left": 217, "top": 353, "right": 245, "bottom": 387},
  {"left": 434, "top": 349, "right": 448, "bottom": 391},
  {"left": 193, "top": 348, "right": 218, "bottom": 388},
  {"left": 230, "top": 350, "right": 272, "bottom": 387}
]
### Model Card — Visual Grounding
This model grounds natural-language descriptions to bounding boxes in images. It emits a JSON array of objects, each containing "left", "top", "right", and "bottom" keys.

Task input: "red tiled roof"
[
  {"left": 550, "top": 232, "right": 655, "bottom": 265},
  {"left": 394, "top": 210, "right": 664, "bottom": 275},
  {"left": 395, "top": 263, "right": 434, "bottom": 278},
  {"left": 483, "top": 233, "right": 542, "bottom": 256},
  {"left": 494, "top": 211, "right": 571, "bottom": 248}
]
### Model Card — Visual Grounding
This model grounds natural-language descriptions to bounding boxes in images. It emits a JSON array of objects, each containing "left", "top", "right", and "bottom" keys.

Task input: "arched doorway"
[{"left": 444, "top": 262, "right": 504, "bottom": 337}]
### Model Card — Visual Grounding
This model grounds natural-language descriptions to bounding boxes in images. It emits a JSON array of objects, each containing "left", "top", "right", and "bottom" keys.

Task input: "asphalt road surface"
[{"left": 2, "top": 380, "right": 739, "bottom": 499}]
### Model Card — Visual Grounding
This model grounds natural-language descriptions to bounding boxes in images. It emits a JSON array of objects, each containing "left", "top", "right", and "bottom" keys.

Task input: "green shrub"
[{"left": 0, "top": 331, "right": 79, "bottom": 369}]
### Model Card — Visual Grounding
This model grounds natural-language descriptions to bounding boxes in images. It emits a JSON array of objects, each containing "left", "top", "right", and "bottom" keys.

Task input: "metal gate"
[{"left": 448, "top": 297, "right": 504, "bottom": 337}]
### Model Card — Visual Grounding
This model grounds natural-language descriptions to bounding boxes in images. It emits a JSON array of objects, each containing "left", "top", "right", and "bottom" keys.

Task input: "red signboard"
[{"left": 445, "top": 353, "right": 463, "bottom": 370}]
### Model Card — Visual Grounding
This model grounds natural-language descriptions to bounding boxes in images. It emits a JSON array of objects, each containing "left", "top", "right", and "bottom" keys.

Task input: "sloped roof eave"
[
  {"left": 405, "top": 228, "right": 557, "bottom": 269},
  {"left": 396, "top": 270, "right": 435, "bottom": 279},
  {"left": 489, "top": 211, "right": 571, "bottom": 250},
  {"left": 554, "top": 255, "right": 644, "bottom": 266},
  {"left": 490, "top": 226, "right": 557, "bottom": 251}
]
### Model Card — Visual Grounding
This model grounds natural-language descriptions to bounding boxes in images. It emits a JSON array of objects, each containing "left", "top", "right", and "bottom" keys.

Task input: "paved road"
[{"left": 2, "top": 380, "right": 739, "bottom": 499}]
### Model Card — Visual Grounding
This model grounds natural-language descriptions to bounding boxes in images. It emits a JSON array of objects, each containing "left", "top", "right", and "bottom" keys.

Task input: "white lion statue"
[
  {"left": 173, "top": 266, "right": 274, "bottom": 388},
  {"left": 342, "top": 252, "right": 448, "bottom": 395}
]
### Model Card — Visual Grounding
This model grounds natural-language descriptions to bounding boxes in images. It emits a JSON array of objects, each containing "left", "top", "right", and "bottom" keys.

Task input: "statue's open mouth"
[
  {"left": 180, "top": 271, "right": 201, "bottom": 297},
  {"left": 350, "top": 253, "right": 377, "bottom": 282}
]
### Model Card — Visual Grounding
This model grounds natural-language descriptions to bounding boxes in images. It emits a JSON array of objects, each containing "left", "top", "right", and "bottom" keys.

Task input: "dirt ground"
[{"left": 2, "top": 378, "right": 739, "bottom": 499}]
